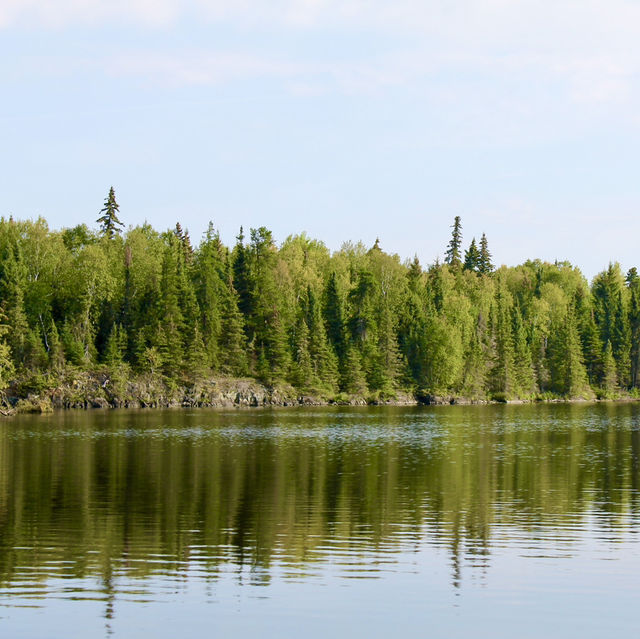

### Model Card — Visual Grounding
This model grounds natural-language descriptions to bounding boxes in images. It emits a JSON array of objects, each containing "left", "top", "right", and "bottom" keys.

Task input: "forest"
[{"left": 0, "top": 189, "right": 638, "bottom": 406}]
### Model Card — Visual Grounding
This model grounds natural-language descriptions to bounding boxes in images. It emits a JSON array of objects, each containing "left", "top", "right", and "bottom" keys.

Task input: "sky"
[{"left": 2, "top": 1, "right": 640, "bottom": 280}]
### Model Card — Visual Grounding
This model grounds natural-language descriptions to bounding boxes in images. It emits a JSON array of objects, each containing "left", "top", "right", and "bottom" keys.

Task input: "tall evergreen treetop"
[
  {"left": 445, "top": 216, "right": 462, "bottom": 267},
  {"left": 478, "top": 233, "right": 494, "bottom": 274},
  {"left": 464, "top": 238, "right": 480, "bottom": 272},
  {"left": 97, "top": 187, "right": 124, "bottom": 239}
]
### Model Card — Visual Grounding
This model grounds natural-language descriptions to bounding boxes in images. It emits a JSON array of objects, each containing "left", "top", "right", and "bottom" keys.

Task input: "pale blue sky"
[{"left": 2, "top": 1, "right": 640, "bottom": 279}]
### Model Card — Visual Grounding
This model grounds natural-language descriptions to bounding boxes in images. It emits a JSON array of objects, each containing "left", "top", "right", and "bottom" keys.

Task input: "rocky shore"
[
  {"left": 1, "top": 369, "right": 632, "bottom": 416},
  {"left": 1, "top": 370, "right": 422, "bottom": 415}
]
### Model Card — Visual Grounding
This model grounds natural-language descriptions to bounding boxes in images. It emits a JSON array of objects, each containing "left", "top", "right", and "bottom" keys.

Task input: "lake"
[{"left": 0, "top": 403, "right": 639, "bottom": 638}]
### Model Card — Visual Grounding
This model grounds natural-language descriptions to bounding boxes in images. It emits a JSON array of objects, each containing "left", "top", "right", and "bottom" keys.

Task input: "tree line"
[{"left": 0, "top": 192, "right": 638, "bottom": 400}]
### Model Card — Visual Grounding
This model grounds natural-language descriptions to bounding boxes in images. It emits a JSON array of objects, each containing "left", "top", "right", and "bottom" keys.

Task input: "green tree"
[
  {"left": 601, "top": 340, "right": 618, "bottom": 395},
  {"left": 0, "top": 307, "right": 15, "bottom": 389},
  {"left": 478, "top": 233, "right": 494, "bottom": 274},
  {"left": 97, "top": 187, "right": 124, "bottom": 239},
  {"left": 463, "top": 238, "right": 480, "bottom": 272},
  {"left": 445, "top": 216, "right": 463, "bottom": 267}
]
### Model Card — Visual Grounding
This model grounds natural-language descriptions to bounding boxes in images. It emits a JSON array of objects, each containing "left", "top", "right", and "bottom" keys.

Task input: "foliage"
[{"left": 0, "top": 209, "right": 637, "bottom": 401}]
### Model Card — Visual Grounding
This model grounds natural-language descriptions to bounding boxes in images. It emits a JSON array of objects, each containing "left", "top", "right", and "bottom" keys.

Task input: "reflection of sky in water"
[{"left": 0, "top": 404, "right": 639, "bottom": 638}]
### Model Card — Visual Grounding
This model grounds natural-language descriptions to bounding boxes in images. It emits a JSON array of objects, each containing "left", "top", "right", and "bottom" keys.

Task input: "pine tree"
[
  {"left": 478, "top": 233, "right": 493, "bottom": 274},
  {"left": 103, "top": 323, "right": 126, "bottom": 366},
  {"left": 601, "top": 340, "right": 618, "bottom": 395},
  {"left": 97, "top": 187, "right": 124, "bottom": 239},
  {"left": 548, "top": 305, "right": 591, "bottom": 398},
  {"left": 218, "top": 282, "right": 248, "bottom": 376},
  {"left": 304, "top": 286, "right": 338, "bottom": 393},
  {"left": 157, "top": 242, "right": 185, "bottom": 376},
  {"left": 407, "top": 256, "right": 422, "bottom": 292},
  {"left": 194, "top": 223, "right": 226, "bottom": 369},
  {"left": 613, "top": 292, "right": 631, "bottom": 387},
  {"left": 232, "top": 228, "right": 252, "bottom": 334},
  {"left": 627, "top": 268, "right": 640, "bottom": 387},
  {"left": 323, "top": 272, "right": 346, "bottom": 361},
  {"left": 490, "top": 285, "right": 516, "bottom": 396},
  {"left": 445, "top": 216, "right": 462, "bottom": 267},
  {"left": 581, "top": 311, "right": 603, "bottom": 385},
  {"left": 464, "top": 238, "right": 480, "bottom": 272},
  {"left": 511, "top": 306, "right": 536, "bottom": 396},
  {"left": 341, "top": 344, "right": 368, "bottom": 395},
  {"left": 369, "top": 303, "right": 402, "bottom": 393},
  {"left": 290, "top": 317, "right": 314, "bottom": 390},
  {"left": 47, "top": 322, "right": 66, "bottom": 371}
]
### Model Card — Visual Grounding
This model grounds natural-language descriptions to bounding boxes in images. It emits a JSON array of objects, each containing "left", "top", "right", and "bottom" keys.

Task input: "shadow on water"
[{"left": 0, "top": 402, "right": 639, "bottom": 625}]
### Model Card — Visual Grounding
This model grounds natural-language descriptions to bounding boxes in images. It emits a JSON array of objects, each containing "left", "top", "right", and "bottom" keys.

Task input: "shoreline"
[{"left": 2, "top": 370, "right": 638, "bottom": 415}]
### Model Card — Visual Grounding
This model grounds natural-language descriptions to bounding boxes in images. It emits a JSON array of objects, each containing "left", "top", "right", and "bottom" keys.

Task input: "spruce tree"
[
  {"left": 445, "top": 216, "right": 462, "bottom": 267},
  {"left": 511, "top": 305, "right": 536, "bottom": 395},
  {"left": 323, "top": 272, "right": 346, "bottom": 361},
  {"left": 218, "top": 282, "right": 248, "bottom": 377},
  {"left": 601, "top": 340, "right": 618, "bottom": 395},
  {"left": 548, "top": 305, "right": 591, "bottom": 398},
  {"left": 232, "top": 228, "right": 252, "bottom": 335},
  {"left": 464, "top": 238, "right": 480, "bottom": 272},
  {"left": 478, "top": 233, "right": 494, "bottom": 274},
  {"left": 97, "top": 187, "right": 124, "bottom": 239},
  {"left": 290, "top": 317, "right": 315, "bottom": 390},
  {"left": 157, "top": 241, "right": 185, "bottom": 376},
  {"left": 627, "top": 268, "right": 640, "bottom": 387},
  {"left": 341, "top": 344, "right": 368, "bottom": 395},
  {"left": 305, "top": 286, "right": 338, "bottom": 393},
  {"left": 490, "top": 285, "right": 516, "bottom": 396}
]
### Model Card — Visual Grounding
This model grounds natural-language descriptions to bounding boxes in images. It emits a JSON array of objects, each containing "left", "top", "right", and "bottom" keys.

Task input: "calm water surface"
[{"left": 1, "top": 403, "right": 639, "bottom": 638}]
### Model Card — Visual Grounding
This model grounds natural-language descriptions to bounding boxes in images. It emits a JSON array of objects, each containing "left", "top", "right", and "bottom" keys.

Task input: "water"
[{"left": 0, "top": 403, "right": 639, "bottom": 638}]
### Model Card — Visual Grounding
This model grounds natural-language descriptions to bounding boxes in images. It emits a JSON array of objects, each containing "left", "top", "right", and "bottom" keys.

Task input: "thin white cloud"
[{"left": 5, "top": 1, "right": 640, "bottom": 126}]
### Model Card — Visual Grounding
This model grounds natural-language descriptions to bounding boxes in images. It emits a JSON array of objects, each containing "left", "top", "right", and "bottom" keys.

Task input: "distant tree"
[
  {"left": 463, "top": 238, "right": 480, "bottom": 272},
  {"left": 323, "top": 272, "right": 346, "bottom": 361},
  {"left": 97, "top": 187, "right": 124, "bottom": 239},
  {"left": 232, "top": 227, "right": 252, "bottom": 331},
  {"left": 0, "top": 307, "right": 15, "bottom": 389},
  {"left": 445, "top": 216, "right": 462, "bottom": 267},
  {"left": 601, "top": 340, "right": 618, "bottom": 394},
  {"left": 478, "top": 233, "right": 493, "bottom": 274}
]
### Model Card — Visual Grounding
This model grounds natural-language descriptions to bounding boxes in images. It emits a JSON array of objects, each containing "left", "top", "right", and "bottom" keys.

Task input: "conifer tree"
[
  {"left": 249, "top": 227, "right": 290, "bottom": 379},
  {"left": 627, "top": 268, "right": 640, "bottom": 387},
  {"left": 194, "top": 223, "right": 227, "bottom": 369},
  {"left": 218, "top": 282, "right": 248, "bottom": 377},
  {"left": 232, "top": 228, "right": 252, "bottom": 333},
  {"left": 407, "top": 256, "right": 422, "bottom": 292},
  {"left": 464, "top": 238, "right": 480, "bottom": 272},
  {"left": 490, "top": 285, "right": 516, "bottom": 396},
  {"left": 0, "top": 243, "right": 29, "bottom": 367},
  {"left": 305, "top": 286, "right": 338, "bottom": 392},
  {"left": 157, "top": 242, "right": 185, "bottom": 376},
  {"left": 511, "top": 306, "right": 536, "bottom": 395},
  {"left": 601, "top": 340, "right": 618, "bottom": 395},
  {"left": 548, "top": 305, "right": 591, "bottom": 397},
  {"left": 445, "top": 216, "right": 462, "bottom": 267},
  {"left": 369, "top": 303, "right": 402, "bottom": 393},
  {"left": 47, "top": 322, "right": 66, "bottom": 371},
  {"left": 97, "top": 187, "right": 124, "bottom": 239},
  {"left": 613, "top": 293, "right": 631, "bottom": 387},
  {"left": 323, "top": 272, "right": 346, "bottom": 361},
  {"left": 0, "top": 307, "right": 14, "bottom": 389},
  {"left": 341, "top": 344, "right": 368, "bottom": 395},
  {"left": 478, "top": 233, "right": 493, "bottom": 274},
  {"left": 581, "top": 311, "right": 603, "bottom": 385},
  {"left": 103, "top": 323, "right": 126, "bottom": 366},
  {"left": 290, "top": 317, "right": 315, "bottom": 390}
]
